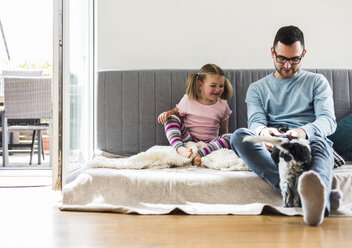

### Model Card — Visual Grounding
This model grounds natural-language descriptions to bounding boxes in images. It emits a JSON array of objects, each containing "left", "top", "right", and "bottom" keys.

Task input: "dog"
[{"left": 244, "top": 135, "right": 311, "bottom": 207}]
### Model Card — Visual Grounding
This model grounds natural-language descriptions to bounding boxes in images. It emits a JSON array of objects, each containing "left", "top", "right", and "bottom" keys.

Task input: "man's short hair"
[{"left": 273, "top": 25, "right": 304, "bottom": 48}]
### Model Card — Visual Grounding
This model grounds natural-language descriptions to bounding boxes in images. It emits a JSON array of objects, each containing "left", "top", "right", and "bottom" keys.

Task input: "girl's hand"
[
  {"left": 158, "top": 111, "right": 171, "bottom": 124},
  {"left": 157, "top": 107, "right": 178, "bottom": 124}
]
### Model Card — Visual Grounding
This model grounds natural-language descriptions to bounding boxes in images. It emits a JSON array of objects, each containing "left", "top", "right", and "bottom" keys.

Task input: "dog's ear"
[
  {"left": 271, "top": 147, "right": 280, "bottom": 166},
  {"left": 289, "top": 143, "right": 311, "bottom": 163},
  {"left": 282, "top": 142, "right": 294, "bottom": 151}
]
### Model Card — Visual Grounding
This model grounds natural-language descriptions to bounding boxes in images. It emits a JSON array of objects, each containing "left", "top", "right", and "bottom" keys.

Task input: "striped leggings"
[{"left": 164, "top": 115, "right": 231, "bottom": 157}]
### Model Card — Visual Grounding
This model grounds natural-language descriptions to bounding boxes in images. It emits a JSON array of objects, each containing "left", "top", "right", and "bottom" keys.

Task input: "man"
[{"left": 230, "top": 25, "right": 342, "bottom": 226}]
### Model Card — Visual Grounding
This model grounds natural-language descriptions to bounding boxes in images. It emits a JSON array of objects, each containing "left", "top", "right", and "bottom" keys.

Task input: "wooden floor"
[{"left": 1, "top": 179, "right": 352, "bottom": 247}]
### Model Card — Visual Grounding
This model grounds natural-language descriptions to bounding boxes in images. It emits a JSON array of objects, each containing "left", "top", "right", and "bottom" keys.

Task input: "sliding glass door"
[{"left": 53, "top": 0, "right": 94, "bottom": 187}]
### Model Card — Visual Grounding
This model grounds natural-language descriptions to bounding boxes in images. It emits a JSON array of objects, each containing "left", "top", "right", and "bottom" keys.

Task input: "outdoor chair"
[
  {"left": 1, "top": 69, "right": 44, "bottom": 154},
  {"left": 1, "top": 76, "right": 51, "bottom": 166},
  {"left": 1, "top": 69, "right": 43, "bottom": 94}
]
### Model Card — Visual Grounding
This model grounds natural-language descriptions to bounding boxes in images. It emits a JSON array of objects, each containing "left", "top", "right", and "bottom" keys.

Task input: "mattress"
[{"left": 60, "top": 164, "right": 352, "bottom": 216}]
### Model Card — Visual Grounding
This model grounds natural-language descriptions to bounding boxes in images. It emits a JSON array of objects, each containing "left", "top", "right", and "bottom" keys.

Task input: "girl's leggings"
[{"left": 164, "top": 115, "right": 231, "bottom": 157}]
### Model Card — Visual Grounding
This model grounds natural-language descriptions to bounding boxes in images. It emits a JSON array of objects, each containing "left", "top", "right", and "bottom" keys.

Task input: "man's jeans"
[{"left": 230, "top": 128, "right": 334, "bottom": 215}]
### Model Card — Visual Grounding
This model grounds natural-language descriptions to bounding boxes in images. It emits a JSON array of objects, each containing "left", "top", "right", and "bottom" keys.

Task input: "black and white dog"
[{"left": 244, "top": 135, "right": 311, "bottom": 207}]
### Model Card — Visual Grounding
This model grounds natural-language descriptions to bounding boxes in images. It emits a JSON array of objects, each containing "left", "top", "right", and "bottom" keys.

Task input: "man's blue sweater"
[{"left": 246, "top": 69, "right": 336, "bottom": 139}]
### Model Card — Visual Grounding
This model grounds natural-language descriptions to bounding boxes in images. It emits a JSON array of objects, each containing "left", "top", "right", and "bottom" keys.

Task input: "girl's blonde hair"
[{"left": 185, "top": 64, "right": 233, "bottom": 101}]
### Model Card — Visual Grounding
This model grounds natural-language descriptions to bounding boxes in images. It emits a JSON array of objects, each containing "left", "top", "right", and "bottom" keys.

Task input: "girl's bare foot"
[
  {"left": 193, "top": 154, "right": 201, "bottom": 166},
  {"left": 177, "top": 146, "right": 193, "bottom": 158}
]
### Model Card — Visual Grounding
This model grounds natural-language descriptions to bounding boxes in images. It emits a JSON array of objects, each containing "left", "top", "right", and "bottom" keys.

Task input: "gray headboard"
[{"left": 97, "top": 69, "right": 352, "bottom": 156}]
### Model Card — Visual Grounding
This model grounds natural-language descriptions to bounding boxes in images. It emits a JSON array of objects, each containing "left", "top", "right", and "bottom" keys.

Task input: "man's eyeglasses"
[{"left": 274, "top": 50, "right": 304, "bottom": 65}]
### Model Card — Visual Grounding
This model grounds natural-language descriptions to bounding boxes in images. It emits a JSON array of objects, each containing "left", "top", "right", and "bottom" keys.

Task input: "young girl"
[{"left": 157, "top": 64, "right": 234, "bottom": 166}]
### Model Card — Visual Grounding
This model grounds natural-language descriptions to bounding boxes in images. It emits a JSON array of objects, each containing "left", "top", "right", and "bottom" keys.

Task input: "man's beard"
[{"left": 274, "top": 65, "right": 299, "bottom": 79}]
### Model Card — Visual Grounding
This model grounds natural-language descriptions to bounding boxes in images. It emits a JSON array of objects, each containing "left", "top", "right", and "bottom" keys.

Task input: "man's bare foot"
[
  {"left": 193, "top": 154, "right": 201, "bottom": 166},
  {"left": 177, "top": 146, "right": 193, "bottom": 158}
]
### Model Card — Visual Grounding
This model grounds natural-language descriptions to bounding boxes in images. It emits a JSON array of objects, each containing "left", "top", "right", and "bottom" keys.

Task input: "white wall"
[{"left": 97, "top": 0, "right": 352, "bottom": 70}]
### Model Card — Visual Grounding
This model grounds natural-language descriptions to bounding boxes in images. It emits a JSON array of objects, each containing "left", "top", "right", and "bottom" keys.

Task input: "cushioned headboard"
[{"left": 97, "top": 69, "right": 352, "bottom": 156}]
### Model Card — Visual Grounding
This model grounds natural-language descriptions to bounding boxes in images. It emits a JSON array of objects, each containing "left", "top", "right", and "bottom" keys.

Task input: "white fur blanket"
[{"left": 87, "top": 142, "right": 249, "bottom": 171}]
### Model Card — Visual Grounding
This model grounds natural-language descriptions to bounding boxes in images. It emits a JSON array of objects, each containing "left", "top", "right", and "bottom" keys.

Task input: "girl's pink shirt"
[{"left": 176, "top": 94, "right": 232, "bottom": 141}]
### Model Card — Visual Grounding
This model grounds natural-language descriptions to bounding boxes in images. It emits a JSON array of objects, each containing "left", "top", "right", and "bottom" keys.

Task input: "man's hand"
[
  {"left": 260, "top": 127, "right": 282, "bottom": 150},
  {"left": 285, "top": 128, "right": 307, "bottom": 139}
]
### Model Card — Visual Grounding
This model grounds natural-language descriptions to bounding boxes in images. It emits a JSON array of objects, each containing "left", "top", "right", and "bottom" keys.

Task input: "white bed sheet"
[{"left": 60, "top": 165, "right": 352, "bottom": 216}]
